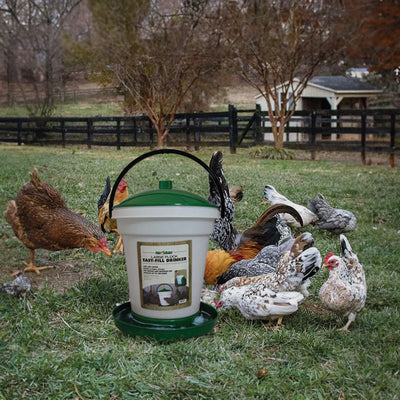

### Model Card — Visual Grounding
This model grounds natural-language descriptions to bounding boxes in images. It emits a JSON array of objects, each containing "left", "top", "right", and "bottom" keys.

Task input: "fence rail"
[{"left": 0, "top": 107, "right": 399, "bottom": 165}]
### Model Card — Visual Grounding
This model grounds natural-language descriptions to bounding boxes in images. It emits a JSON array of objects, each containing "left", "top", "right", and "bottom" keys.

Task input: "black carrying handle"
[{"left": 108, "top": 149, "right": 225, "bottom": 219}]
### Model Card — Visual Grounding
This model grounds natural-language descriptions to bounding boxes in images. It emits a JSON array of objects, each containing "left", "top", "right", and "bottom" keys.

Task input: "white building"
[{"left": 255, "top": 75, "right": 382, "bottom": 142}]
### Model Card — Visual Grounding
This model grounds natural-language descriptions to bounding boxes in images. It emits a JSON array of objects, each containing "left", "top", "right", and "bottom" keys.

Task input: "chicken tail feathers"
[
  {"left": 307, "top": 193, "right": 329, "bottom": 214},
  {"left": 30, "top": 168, "right": 41, "bottom": 189},
  {"left": 298, "top": 247, "right": 322, "bottom": 280},
  {"left": 340, "top": 234, "right": 353, "bottom": 260},
  {"left": 98, "top": 176, "right": 111, "bottom": 210},
  {"left": 208, "top": 151, "right": 230, "bottom": 207},
  {"left": 255, "top": 203, "right": 303, "bottom": 228},
  {"left": 263, "top": 185, "right": 288, "bottom": 203}
]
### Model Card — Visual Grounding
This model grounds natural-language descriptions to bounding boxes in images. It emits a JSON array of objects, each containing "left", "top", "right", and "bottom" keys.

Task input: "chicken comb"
[
  {"left": 117, "top": 179, "right": 128, "bottom": 193},
  {"left": 324, "top": 252, "right": 335, "bottom": 263}
]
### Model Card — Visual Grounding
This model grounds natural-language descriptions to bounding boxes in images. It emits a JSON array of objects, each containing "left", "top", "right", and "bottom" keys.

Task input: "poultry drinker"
[{"left": 110, "top": 149, "right": 221, "bottom": 341}]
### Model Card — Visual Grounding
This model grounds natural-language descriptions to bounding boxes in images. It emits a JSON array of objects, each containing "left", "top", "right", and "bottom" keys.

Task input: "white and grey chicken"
[
  {"left": 216, "top": 232, "right": 314, "bottom": 285},
  {"left": 264, "top": 185, "right": 318, "bottom": 228},
  {"left": 220, "top": 246, "right": 322, "bottom": 298},
  {"left": 1, "top": 271, "right": 31, "bottom": 297},
  {"left": 216, "top": 284, "right": 304, "bottom": 327},
  {"left": 319, "top": 234, "right": 367, "bottom": 331},
  {"left": 308, "top": 193, "right": 356, "bottom": 234}
]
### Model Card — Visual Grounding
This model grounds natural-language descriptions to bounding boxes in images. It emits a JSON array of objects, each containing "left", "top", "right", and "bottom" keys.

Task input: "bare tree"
[
  {"left": 72, "top": 0, "right": 225, "bottom": 148},
  {"left": 221, "top": 0, "right": 347, "bottom": 149},
  {"left": 0, "top": 0, "right": 83, "bottom": 116}
]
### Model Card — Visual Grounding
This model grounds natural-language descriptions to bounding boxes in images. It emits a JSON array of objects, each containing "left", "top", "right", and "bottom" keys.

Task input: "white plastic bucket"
[{"left": 113, "top": 205, "right": 219, "bottom": 319}]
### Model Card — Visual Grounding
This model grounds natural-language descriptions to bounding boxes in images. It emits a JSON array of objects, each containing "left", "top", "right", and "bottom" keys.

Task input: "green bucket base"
[{"left": 112, "top": 302, "right": 218, "bottom": 342}]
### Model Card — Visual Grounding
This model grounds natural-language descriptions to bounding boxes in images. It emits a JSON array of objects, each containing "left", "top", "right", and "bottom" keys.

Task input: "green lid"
[{"left": 114, "top": 180, "right": 217, "bottom": 209}]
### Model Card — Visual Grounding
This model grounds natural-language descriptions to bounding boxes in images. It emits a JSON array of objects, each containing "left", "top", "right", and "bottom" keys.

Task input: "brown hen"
[{"left": 4, "top": 168, "right": 111, "bottom": 275}]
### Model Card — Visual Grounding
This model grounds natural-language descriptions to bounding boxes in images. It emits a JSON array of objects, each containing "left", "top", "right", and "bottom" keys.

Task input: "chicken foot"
[
  {"left": 264, "top": 316, "right": 284, "bottom": 330},
  {"left": 113, "top": 232, "right": 124, "bottom": 253},
  {"left": 338, "top": 312, "right": 356, "bottom": 332},
  {"left": 23, "top": 250, "right": 54, "bottom": 275}
]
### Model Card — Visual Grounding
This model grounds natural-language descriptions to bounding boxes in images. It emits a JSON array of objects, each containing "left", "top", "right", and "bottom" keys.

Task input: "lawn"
[{"left": 0, "top": 144, "right": 399, "bottom": 400}]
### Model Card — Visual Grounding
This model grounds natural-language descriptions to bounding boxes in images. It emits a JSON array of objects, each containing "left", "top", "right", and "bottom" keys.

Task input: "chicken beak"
[
  {"left": 101, "top": 247, "right": 112, "bottom": 257},
  {"left": 89, "top": 238, "right": 112, "bottom": 257},
  {"left": 100, "top": 238, "right": 112, "bottom": 257}
]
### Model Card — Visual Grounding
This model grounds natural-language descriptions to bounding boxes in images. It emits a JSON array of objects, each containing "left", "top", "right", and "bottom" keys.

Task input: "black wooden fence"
[{"left": 0, "top": 106, "right": 398, "bottom": 165}]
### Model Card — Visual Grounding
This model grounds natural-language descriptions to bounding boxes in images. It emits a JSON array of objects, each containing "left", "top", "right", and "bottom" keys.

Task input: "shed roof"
[
  {"left": 309, "top": 75, "right": 380, "bottom": 92},
  {"left": 254, "top": 75, "right": 382, "bottom": 100}
]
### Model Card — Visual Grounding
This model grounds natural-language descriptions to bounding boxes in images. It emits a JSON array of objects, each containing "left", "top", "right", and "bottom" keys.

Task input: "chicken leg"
[
  {"left": 23, "top": 250, "right": 54, "bottom": 275},
  {"left": 112, "top": 229, "right": 124, "bottom": 253},
  {"left": 264, "top": 316, "right": 284, "bottom": 330},
  {"left": 338, "top": 312, "right": 356, "bottom": 332}
]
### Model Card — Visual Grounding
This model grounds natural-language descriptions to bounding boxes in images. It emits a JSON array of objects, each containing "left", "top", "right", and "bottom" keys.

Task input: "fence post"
[
  {"left": 17, "top": 119, "right": 22, "bottom": 146},
  {"left": 255, "top": 104, "right": 263, "bottom": 145},
  {"left": 361, "top": 111, "right": 366, "bottom": 165},
  {"left": 228, "top": 104, "right": 237, "bottom": 154},
  {"left": 87, "top": 119, "right": 93, "bottom": 149},
  {"left": 309, "top": 111, "right": 316, "bottom": 160},
  {"left": 116, "top": 119, "right": 121, "bottom": 150},
  {"left": 133, "top": 118, "right": 137, "bottom": 145},
  {"left": 61, "top": 120, "right": 66, "bottom": 148},
  {"left": 194, "top": 114, "right": 201, "bottom": 151},
  {"left": 185, "top": 115, "right": 191, "bottom": 150},
  {"left": 390, "top": 111, "right": 396, "bottom": 168}
]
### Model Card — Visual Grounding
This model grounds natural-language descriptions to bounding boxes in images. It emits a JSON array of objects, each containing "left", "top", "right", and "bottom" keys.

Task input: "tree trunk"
[
  {"left": 271, "top": 121, "right": 284, "bottom": 149},
  {"left": 157, "top": 133, "right": 164, "bottom": 148}
]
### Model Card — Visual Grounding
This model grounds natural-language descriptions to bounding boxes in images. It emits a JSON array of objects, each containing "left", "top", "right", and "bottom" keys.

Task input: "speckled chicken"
[
  {"left": 216, "top": 232, "right": 314, "bottom": 285},
  {"left": 216, "top": 285, "right": 304, "bottom": 327},
  {"left": 308, "top": 193, "right": 356, "bottom": 234},
  {"left": 319, "top": 235, "right": 367, "bottom": 331},
  {"left": 219, "top": 246, "right": 322, "bottom": 298},
  {"left": 264, "top": 185, "right": 318, "bottom": 227},
  {"left": 1, "top": 272, "right": 31, "bottom": 297}
]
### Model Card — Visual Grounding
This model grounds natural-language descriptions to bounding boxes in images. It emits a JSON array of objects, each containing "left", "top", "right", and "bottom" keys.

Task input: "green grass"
[
  {"left": 0, "top": 102, "right": 124, "bottom": 118},
  {"left": 0, "top": 144, "right": 399, "bottom": 399}
]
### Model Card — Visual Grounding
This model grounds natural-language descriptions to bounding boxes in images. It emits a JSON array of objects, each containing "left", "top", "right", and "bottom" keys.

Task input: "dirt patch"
[{"left": 2, "top": 259, "right": 102, "bottom": 294}]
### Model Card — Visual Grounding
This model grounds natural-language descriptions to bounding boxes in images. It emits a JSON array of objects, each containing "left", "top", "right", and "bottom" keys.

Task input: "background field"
[{"left": 0, "top": 144, "right": 399, "bottom": 399}]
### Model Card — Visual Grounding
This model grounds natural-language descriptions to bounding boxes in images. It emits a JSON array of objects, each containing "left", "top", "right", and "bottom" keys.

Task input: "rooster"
[
  {"left": 308, "top": 193, "right": 356, "bottom": 234},
  {"left": 216, "top": 232, "right": 314, "bottom": 285},
  {"left": 208, "top": 151, "right": 303, "bottom": 252},
  {"left": 97, "top": 176, "right": 128, "bottom": 253},
  {"left": 219, "top": 246, "right": 322, "bottom": 298},
  {"left": 264, "top": 185, "right": 318, "bottom": 227},
  {"left": 216, "top": 284, "right": 304, "bottom": 328},
  {"left": 4, "top": 168, "right": 111, "bottom": 275},
  {"left": 318, "top": 235, "right": 367, "bottom": 331},
  {"left": 204, "top": 203, "right": 303, "bottom": 285}
]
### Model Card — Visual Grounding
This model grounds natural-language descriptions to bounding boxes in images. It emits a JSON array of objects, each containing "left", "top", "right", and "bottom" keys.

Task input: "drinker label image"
[{"left": 137, "top": 240, "right": 192, "bottom": 310}]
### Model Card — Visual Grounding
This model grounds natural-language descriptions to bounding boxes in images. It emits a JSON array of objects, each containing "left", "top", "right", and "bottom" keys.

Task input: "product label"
[{"left": 137, "top": 240, "right": 192, "bottom": 310}]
